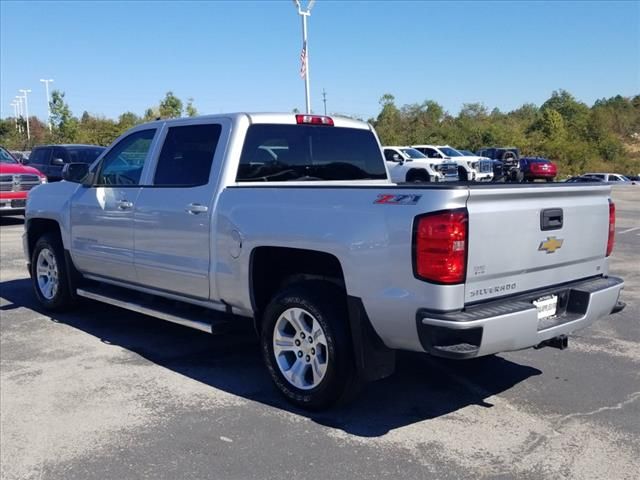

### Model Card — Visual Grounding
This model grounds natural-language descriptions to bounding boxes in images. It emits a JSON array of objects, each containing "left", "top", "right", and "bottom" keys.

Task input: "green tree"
[
  {"left": 159, "top": 91, "right": 183, "bottom": 119},
  {"left": 186, "top": 98, "right": 198, "bottom": 117},
  {"left": 49, "top": 90, "right": 78, "bottom": 142}
]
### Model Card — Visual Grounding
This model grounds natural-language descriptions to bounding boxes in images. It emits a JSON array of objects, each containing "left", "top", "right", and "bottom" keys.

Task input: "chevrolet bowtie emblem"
[{"left": 539, "top": 236, "right": 564, "bottom": 254}]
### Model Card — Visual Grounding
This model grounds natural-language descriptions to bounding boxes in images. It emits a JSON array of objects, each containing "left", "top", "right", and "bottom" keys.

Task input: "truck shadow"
[{"left": 1, "top": 277, "right": 541, "bottom": 438}]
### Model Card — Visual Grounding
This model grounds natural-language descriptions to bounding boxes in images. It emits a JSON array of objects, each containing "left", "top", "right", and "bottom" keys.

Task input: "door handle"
[
  {"left": 116, "top": 200, "right": 133, "bottom": 210},
  {"left": 186, "top": 203, "right": 208, "bottom": 214}
]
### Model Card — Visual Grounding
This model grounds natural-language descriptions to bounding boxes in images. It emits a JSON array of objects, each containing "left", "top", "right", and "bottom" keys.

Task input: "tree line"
[
  {"left": 369, "top": 90, "right": 640, "bottom": 175},
  {"left": 1, "top": 89, "right": 638, "bottom": 176}
]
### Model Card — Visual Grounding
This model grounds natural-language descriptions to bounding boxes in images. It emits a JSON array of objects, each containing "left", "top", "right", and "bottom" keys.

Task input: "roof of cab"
[{"left": 141, "top": 113, "right": 371, "bottom": 130}]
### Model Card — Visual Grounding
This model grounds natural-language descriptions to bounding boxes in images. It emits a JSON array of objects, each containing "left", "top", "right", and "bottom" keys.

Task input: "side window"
[
  {"left": 97, "top": 129, "right": 156, "bottom": 186},
  {"left": 609, "top": 175, "right": 620, "bottom": 182},
  {"left": 383, "top": 149, "right": 396, "bottom": 161},
  {"left": 52, "top": 147, "right": 69, "bottom": 164},
  {"left": 29, "top": 148, "right": 48, "bottom": 166},
  {"left": 154, "top": 124, "right": 222, "bottom": 187},
  {"left": 425, "top": 148, "right": 439, "bottom": 159}
]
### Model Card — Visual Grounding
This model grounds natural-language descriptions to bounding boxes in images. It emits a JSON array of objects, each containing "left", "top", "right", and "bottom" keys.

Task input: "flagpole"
[
  {"left": 301, "top": 12, "right": 311, "bottom": 113},
  {"left": 294, "top": 1, "right": 315, "bottom": 114}
]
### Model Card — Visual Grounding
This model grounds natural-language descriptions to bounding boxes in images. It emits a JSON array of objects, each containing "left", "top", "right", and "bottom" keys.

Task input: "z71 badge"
[{"left": 374, "top": 194, "right": 422, "bottom": 205}]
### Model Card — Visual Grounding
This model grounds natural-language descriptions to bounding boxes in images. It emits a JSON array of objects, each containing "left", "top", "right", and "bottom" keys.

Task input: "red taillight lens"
[
  {"left": 606, "top": 201, "right": 615, "bottom": 257},
  {"left": 295, "top": 114, "right": 334, "bottom": 126},
  {"left": 414, "top": 209, "right": 468, "bottom": 284}
]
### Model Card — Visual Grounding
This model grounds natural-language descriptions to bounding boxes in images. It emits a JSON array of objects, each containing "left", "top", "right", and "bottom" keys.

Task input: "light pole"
[
  {"left": 15, "top": 96, "right": 24, "bottom": 133},
  {"left": 10, "top": 102, "right": 18, "bottom": 130},
  {"left": 293, "top": 0, "right": 316, "bottom": 114},
  {"left": 18, "top": 89, "right": 32, "bottom": 141},
  {"left": 40, "top": 78, "right": 54, "bottom": 131}
]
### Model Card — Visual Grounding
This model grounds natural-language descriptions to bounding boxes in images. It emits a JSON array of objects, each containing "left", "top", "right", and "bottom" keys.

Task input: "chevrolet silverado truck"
[
  {"left": 1, "top": 145, "right": 47, "bottom": 215},
  {"left": 23, "top": 113, "right": 625, "bottom": 409}
]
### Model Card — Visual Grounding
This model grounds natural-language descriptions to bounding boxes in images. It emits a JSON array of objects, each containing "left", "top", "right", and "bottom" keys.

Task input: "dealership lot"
[{"left": 1, "top": 187, "right": 638, "bottom": 480}]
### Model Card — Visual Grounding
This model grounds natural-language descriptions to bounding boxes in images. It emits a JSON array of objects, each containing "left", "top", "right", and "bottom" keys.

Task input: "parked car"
[
  {"left": 0, "top": 145, "right": 47, "bottom": 216},
  {"left": 411, "top": 145, "right": 493, "bottom": 182},
  {"left": 583, "top": 173, "right": 636, "bottom": 184},
  {"left": 477, "top": 147, "right": 521, "bottom": 181},
  {"left": 24, "top": 113, "right": 624, "bottom": 410},
  {"left": 564, "top": 175, "right": 606, "bottom": 183},
  {"left": 519, "top": 157, "right": 557, "bottom": 182},
  {"left": 26, "top": 144, "right": 105, "bottom": 181},
  {"left": 383, "top": 146, "right": 458, "bottom": 183}
]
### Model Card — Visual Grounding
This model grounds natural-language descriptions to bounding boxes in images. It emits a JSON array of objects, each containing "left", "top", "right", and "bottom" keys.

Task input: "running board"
[{"left": 76, "top": 285, "right": 218, "bottom": 333}]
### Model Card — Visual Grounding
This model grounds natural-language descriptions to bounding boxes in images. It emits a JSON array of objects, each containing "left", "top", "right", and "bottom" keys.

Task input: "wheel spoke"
[
  {"left": 287, "top": 358, "right": 307, "bottom": 387},
  {"left": 273, "top": 332, "right": 295, "bottom": 353},
  {"left": 311, "top": 356, "right": 325, "bottom": 383},
  {"left": 37, "top": 265, "right": 48, "bottom": 276},
  {"left": 286, "top": 309, "right": 305, "bottom": 334},
  {"left": 312, "top": 320, "right": 327, "bottom": 347}
]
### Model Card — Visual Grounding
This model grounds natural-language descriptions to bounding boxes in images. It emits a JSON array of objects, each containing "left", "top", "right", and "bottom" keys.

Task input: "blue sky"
[{"left": 1, "top": 0, "right": 638, "bottom": 121}]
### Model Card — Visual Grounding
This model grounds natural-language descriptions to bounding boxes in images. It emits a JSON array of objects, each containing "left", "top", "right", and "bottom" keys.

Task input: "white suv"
[
  {"left": 412, "top": 145, "right": 493, "bottom": 182},
  {"left": 383, "top": 147, "right": 458, "bottom": 183}
]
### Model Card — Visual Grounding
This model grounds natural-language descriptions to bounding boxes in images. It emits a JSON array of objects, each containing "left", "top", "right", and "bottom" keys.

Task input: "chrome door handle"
[
  {"left": 186, "top": 203, "right": 208, "bottom": 214},
  {"left": 116, "top": 200, "right": 133, "bottom": 210}
]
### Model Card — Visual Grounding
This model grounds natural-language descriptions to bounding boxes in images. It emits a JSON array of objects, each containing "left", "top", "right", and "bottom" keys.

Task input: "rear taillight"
[
  {"left": 295, "top": 114, "right": 334, "bottom": 126},
  {"left": 606, "top": 201, "right": 615, "bottom": 257},
  {"left": 413, "top": 209, "right": 468, "bottom": 284}
]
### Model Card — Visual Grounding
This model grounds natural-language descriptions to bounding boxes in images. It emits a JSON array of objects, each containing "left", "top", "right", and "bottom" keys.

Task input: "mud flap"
[{"left": 347, "top": 296, "right": 396, "bottom": 383}]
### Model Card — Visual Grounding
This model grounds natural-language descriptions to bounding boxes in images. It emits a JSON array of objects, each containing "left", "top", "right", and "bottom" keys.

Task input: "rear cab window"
[{"left": 236, "top": 124, "right": 387, "bottom": 182}]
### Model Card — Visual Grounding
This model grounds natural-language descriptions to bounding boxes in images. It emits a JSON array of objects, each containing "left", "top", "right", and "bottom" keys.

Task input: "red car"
[
  {"left": 0, "top": 146, "right": 47, "bottom": 216},
  {"left": 519, "top": 157, "right": 557, "bottom": 182}
]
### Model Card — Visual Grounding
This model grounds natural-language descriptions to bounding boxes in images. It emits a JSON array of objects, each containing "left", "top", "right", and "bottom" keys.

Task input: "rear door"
[
  {"left": 133, "top": 119, "right": 228, "bottom": 299},
  {"left": 464, "top": 185, "right": 611, "bottom": 303}
]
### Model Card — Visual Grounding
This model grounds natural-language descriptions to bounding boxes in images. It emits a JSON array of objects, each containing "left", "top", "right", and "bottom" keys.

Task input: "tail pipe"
[{"left": 535, "top": 334, "right": 569, "bottom": 350}]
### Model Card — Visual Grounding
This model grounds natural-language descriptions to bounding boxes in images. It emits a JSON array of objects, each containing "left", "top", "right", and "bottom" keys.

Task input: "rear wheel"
[
  {"left": 31, "top": 233, "right": 75, "bottom": 311},
  {"left": 261, "top": 281, "right": 358, "bottom": 410}
]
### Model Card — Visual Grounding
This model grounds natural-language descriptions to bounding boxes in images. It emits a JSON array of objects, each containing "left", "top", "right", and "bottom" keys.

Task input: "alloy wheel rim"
[
  {"left": 273, "top": 307, "right": 329, "bottom": 390},
  {"left": 36, "top": 248, "right": 59, "bottom": 300}
]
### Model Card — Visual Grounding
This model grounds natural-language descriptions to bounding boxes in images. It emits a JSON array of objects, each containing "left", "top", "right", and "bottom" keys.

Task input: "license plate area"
[
  {"left": 11, "top": 199, "right": 26, "bottom": 208},
  {"left": 533, "top": 294, "right": 558, "bottom": 321}
]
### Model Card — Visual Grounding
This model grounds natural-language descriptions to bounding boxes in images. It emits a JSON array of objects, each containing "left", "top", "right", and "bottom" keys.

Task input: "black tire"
[
  {"left": 458, "top": 167, "right": 469, "bottom": 182},
  {"left": 31, "top": 232, "right": 75, "bottom": 311},
  {"left": 406, "top": 169, "right": 430, "bottom": 183},
  {"left": 261, "top": 281, "right": 358, "bottom": 410}
]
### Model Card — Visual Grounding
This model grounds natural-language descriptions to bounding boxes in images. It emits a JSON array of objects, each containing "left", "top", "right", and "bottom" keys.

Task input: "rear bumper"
[{"left": 417, "top": 276, "right": 624, "bottom": 359}]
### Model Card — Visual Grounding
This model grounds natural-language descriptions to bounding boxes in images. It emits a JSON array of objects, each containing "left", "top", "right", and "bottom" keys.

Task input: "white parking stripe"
[{"left": 619, "top": 226, "right": 640, "bottom": 234}]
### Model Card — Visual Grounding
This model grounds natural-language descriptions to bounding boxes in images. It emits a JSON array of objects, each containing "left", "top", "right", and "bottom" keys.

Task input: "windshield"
[
  {"left": 67, "top": 147, "right": 105, "bottom": 164},
  {"left": 400, "top": 148, "right": 427, "bottom": 159},
  {"left": 237, "top": 125, "right": 387, "bottom": 182},
  {"left": 0, "top": 147, "right": 18, "bottom": 164},
  {"left": 439, "top": 147, "right": 463, "bottom": 157}
]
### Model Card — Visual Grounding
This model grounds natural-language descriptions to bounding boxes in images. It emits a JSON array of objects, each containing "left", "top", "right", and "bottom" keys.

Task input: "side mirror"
[
  {"left": 392, "top": 154, "right": 403, "bottom": 163},
  {"left": 62, "top": 163, "right": 92, "bottom": 185},
  {"left": 52, "top": 157, "right": 65, "bottom": 166}
]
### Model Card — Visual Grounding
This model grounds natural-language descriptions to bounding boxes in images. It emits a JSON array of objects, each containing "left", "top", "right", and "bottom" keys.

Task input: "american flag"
[{"left": 300, "top": 41, "right": 307, "bottom": 78}]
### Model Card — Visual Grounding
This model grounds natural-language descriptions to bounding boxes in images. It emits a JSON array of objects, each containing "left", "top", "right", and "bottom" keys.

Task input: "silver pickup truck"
[{"left": 23, "top": 113, "right": 625, "bottom": 409}]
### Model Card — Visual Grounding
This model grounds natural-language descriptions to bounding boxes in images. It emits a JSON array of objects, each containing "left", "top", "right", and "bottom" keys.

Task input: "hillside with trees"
[{"left": 1, "top": 89, "right": 639, "bottom": 176}]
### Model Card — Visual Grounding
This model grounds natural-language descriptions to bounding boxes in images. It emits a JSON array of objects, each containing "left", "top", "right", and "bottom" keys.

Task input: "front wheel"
[
  {"left": 261, "top": 281, "right": 358, "bottom": 410},
  {"left": 31, "top": 233, "right": 75, "bottom": 311}
]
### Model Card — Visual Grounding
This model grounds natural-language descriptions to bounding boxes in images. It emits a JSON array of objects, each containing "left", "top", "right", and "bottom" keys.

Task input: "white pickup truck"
[
  {"left": 383, "top": 146, "right": 458, "bottom": 183},
  {"left": 412, "top": 145, "right": 494, "bottom": 182},
  {"left": 24, "top": 113, "right": 625, "bottom": 409}
]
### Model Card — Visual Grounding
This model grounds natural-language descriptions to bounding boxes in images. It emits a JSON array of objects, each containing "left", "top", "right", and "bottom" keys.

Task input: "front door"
[
  {"left": 70, "top": 128, "right": 158, "bottom": 283},
  {"left": 134, "top": 120, "right": 226, "bottom": 299}
]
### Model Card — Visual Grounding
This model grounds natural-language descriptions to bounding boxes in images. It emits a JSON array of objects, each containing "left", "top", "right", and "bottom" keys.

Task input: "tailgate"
[{"left": 465, "top": 185, "right": 612, "bottom": 303}]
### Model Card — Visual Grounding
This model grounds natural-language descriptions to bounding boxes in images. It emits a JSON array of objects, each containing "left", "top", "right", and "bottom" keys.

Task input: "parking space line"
[{"left": 619, "top": 227, "right": 640, "bottom": 234}]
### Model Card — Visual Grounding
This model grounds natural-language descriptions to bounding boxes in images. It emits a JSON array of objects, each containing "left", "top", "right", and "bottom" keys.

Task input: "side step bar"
[{"left": 77, "top": 286, "right": 216, "bottom": 333}]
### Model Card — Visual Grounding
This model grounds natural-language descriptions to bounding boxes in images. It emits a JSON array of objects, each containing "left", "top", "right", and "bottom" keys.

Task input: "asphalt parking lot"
[{"left": 1, "top": 187, "right": 638, "bottom": 480}]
